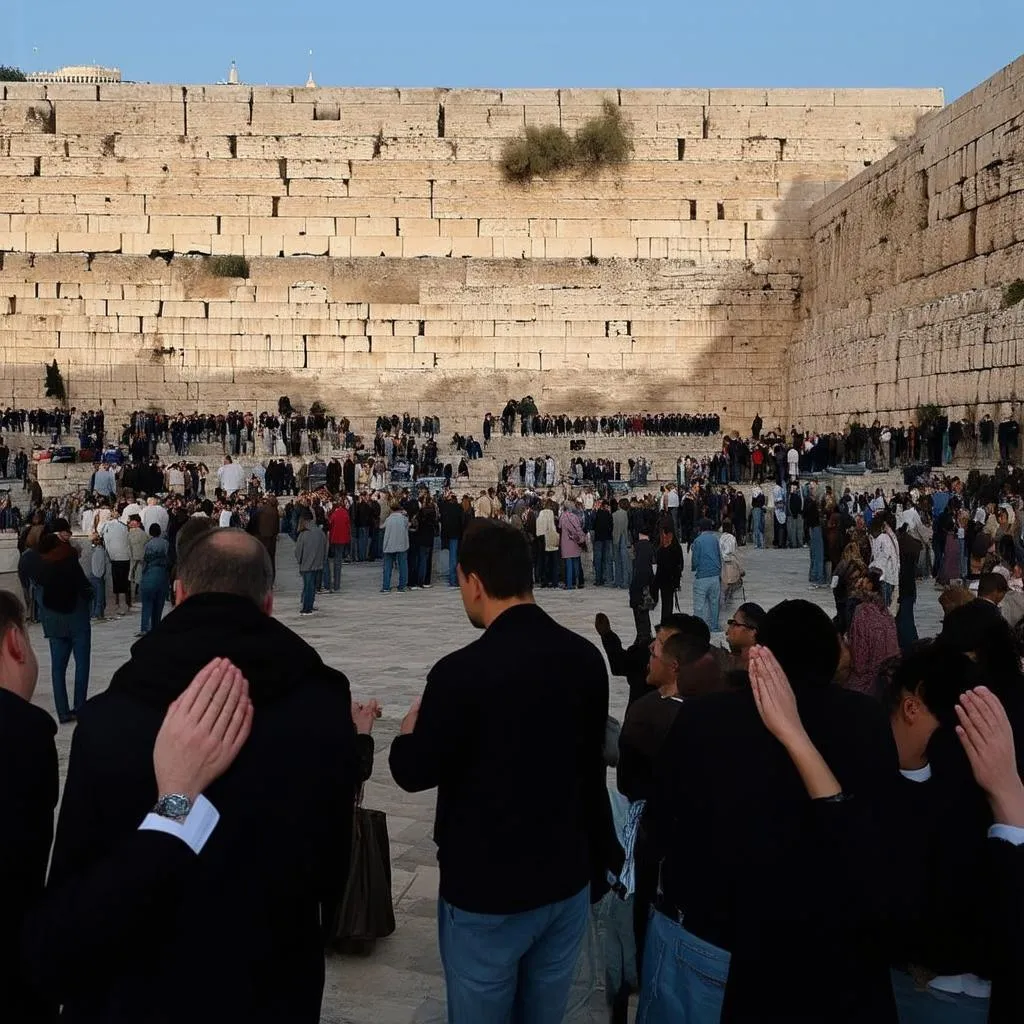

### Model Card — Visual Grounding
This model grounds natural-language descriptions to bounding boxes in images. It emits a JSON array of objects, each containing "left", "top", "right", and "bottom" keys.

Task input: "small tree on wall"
[
  {"left": 0, "top": 66, "right": 27, "bottom": 82},
  {"left": 44, "top": 359, "right": 67, "bottom": 403}
]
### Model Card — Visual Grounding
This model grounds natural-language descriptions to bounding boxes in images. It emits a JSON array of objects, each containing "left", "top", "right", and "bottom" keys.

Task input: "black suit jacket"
[
  {"left": 0, "top": 689, "right": 58, "bottom": 1024},
  {"left": 390, "top": 603, "right": 619, "bottom": 914},
  {"left": 649, "top": 683, "right": 899, "bottom": 1022},
  {"left": 35, "top": 593, "right": 359, "bottom": 1024}
]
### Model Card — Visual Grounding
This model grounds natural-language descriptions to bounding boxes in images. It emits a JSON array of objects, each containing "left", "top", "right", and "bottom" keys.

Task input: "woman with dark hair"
[
  {"left": 653, "top": 521, "right": 683, "bottom": 625},
  {"left": 33, "top": 524, "right": 93, "bottom": 723}
]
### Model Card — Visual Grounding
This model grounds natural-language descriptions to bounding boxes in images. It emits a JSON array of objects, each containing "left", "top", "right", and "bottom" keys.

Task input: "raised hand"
[
  {"left": 594, "top": 613, "right": 611, "bottom": 636},
  {"left": 956, "top": 686, "right": 1024, "bottom": 827},
  {"left": 750, "top": 645, "right": 805, "bottom": 747},
  {"left": 153, "top": 657, "right": 253, "bottom": 802}
]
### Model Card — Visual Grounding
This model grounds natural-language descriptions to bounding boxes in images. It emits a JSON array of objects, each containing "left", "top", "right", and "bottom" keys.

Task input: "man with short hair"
[
  {"left": 46, "top": 529, "right": 359, "bottom": 1023},
  {"left": 979, "top": 571, "right": 1009, "bottom": 608},
  {"left": 390, "top": 520, "right": 616, "bottom": 1024}
]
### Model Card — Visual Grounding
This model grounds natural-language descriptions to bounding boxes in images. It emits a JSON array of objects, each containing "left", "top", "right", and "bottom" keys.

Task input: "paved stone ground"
[{"left": 10, "top": 538, "right": 945, "bottom": 1023}]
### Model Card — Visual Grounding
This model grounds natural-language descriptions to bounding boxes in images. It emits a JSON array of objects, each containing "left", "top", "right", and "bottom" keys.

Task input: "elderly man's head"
[{"left": 174, "top": 528, "right": 273, "bottom": 614}]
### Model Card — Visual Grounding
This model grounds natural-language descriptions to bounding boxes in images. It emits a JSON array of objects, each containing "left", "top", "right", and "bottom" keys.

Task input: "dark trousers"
[
  {"left": 659, "top": 586, "right": 676, "bottom": 625},
  {"left": 896, "top": 596, "right": 918, "bottom": 652}
]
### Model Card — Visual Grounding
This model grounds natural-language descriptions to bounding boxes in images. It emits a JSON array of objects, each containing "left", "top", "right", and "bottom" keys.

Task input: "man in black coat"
[
  {"left": 0, "top": 589, "right": 56, "bottom": 1024},
  {"left": 390, "top": 520, "right": 618, "bottom": 1024},
  {"left": 41, "top": 529, "right": 359, "bottom": 1024},
  {"left": 641, "top": 600, "right": 899, "bottom": 1023}
]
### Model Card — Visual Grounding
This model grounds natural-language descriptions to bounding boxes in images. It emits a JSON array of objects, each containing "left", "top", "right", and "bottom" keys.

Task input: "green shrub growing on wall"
[
  {"left": 501, "top": 125, "right": 576, "bottom": 183},
  {"left": 500, "top": 100, "right": 633, "bottom": 183},
  {"left": 205, "top": 255, "right": 250, "bottom": 278},
  {"left": 44, "top": 359, "right": 66, "bottom": 402},
  {"left": 573, "top": 101, "right": 633, "bottom": 170},
  {"left": 1002, "top": 279, "right": 1024, "bottom": 309}
]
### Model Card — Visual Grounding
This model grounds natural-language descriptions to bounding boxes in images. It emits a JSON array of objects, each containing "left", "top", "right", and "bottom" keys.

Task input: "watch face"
[{"left": 160, "top": 794, "right": 192, "bottom": 819}]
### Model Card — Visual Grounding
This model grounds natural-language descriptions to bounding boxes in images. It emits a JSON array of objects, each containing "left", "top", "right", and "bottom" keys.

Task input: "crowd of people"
[
  {"left": 488, "top": 401, "right": 723, "bottom": 439},
  {"left": 5, "top": 507, "right": 1024, "bottom": 1023}
]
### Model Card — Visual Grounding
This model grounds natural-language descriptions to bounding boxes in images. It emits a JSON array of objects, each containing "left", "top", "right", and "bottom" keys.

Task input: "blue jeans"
[
  {"left": 89, "top": 574, "right": 106, "bottom": 618},
  {"left": 328, "top": 543, "right": 345, "bottom": 591},
  {"left": 593, "top": 540, "right": 611, "bottom": 584},
  {"left": 320, "top": 548, "right": 331, "bottom": 591},
  {"left": 300, "top": 570, "right": 318, "bottom": 612},
  {"left": 438, "top": 886, "right": 589, "bottom": 1024},
  {"left": 636, "top": 910, "right": 730, "bottom": 1024},
  {"left": 882, "top": 580, "right": 895, "bottom": 609},
  {"left": 615, "top": 536, "right": 631, "bottom": 589},
  {"left": 382, "top": 551, "right": 408, "bottom": 591},
  {"left": 752, "top": 507, "right": 765, "bottom": 548},
  {"left": 139, "top": 574, "right": 167, "bottom": 633},
  {"left": 357, "top": 527, "right": 369, "bottom": 561},
  {"left": 693, "top": 575, "right": 721, "bottom": 632},
  {"left": 49, "top": 627, "right": 91, "bottom": 719},
  {"left": 890, "top": 969, "right": 989, "bottom": 1024},
  {"left": 448, "top": 539, "right": 459, "bottom": 585},
  {"left": 564, "top": 555, "right": 581, "bottom": 589},
  {"left": 808, "top": 525, "right": 827, "bottom": 583}
]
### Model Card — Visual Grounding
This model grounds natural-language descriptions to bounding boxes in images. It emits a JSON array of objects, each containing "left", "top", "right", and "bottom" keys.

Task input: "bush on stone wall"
[
  {"left": 573, "top": 101, "right": 633, "bottom": 171},
  {"left": 501, "top": 125, "right": 576, "bottom": 182},
  {"left": 205, "top": 255, "right": 250, "bottom": 278},
  {"left": 44, "top": 359, "right": 66, "bottom": 403},
  {"left": 500, "top": 100, "right": 633, "bottom": 183},
  {"left": 0, "top": 66, "right": 26, "bottom": 82},
  {"left": 1002, "top": 279, "right": 1024, "bottom": 309}
]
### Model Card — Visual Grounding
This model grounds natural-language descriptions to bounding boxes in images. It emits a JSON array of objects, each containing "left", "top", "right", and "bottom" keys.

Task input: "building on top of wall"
[{"left": 26, "top": 64, "right": 122, "bottom": 84}]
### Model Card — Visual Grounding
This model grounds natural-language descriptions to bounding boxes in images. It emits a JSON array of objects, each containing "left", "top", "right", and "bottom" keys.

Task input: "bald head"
[{"left": 176, "top": 528, "right": 274, "bottom": 610}]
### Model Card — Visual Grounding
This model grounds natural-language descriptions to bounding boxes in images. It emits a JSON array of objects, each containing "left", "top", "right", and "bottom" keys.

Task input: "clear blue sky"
[{"left": 5, "top": 0, "right": 1021, "bottom": 103}]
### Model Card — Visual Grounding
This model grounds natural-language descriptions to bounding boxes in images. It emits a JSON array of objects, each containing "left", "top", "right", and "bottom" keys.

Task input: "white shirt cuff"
[
  {"left": 989, "top": 823, "right": 1024, "bottom": 846},
  {"left": 138, "top": 794, "right": 220, "bottom": 855}
]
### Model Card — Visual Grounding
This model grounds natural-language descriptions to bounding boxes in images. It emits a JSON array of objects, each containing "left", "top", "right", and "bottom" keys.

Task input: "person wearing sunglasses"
[{"left": 724, "top": 602, "right": 766, "bottom": 670}]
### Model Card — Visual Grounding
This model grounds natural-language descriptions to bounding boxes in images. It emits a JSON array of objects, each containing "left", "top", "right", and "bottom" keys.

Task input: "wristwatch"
[{"left": 152, "top": 793, "right": 193, "bottom": 823}]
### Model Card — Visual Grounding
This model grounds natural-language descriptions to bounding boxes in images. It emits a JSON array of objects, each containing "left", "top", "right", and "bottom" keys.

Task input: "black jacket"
[
  {"left": 390, "top": 603, "right": 619, "bottom": 913},
  {"left": 0, "top": 689, "right": 58, "bottom": 1024},
  {"left": 36, "top": 593, "right": 359, "bottom": 1024},
  {"left": 653, "top": 541, "right": 683, "bottom": 594},
  {"left": 439, "top": 499, "right": 464, "bottom": 543},
  {"left": 649, "top": 683, "right": 899, "bottom": 1022},
  {"left": 629, "top": 539, "right": 656, "bottom": 609}
]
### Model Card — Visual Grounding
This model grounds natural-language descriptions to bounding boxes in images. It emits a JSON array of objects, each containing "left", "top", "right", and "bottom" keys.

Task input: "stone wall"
[
  {"left": 0, "top": 83, "right": 941, "bottom": 433},
  {"left": 788, "top": 55, "right": 1024, "bottom": 428}
]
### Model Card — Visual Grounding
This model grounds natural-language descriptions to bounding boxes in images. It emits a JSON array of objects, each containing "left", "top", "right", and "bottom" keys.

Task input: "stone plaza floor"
[{"left": 14, "top": 539, "right": 946, "bottom": 1023}]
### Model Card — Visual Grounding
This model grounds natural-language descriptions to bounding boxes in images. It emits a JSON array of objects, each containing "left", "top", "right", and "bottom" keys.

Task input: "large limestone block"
[{"left": 55, "top": 101, "right": 186, "bottom": 136}]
